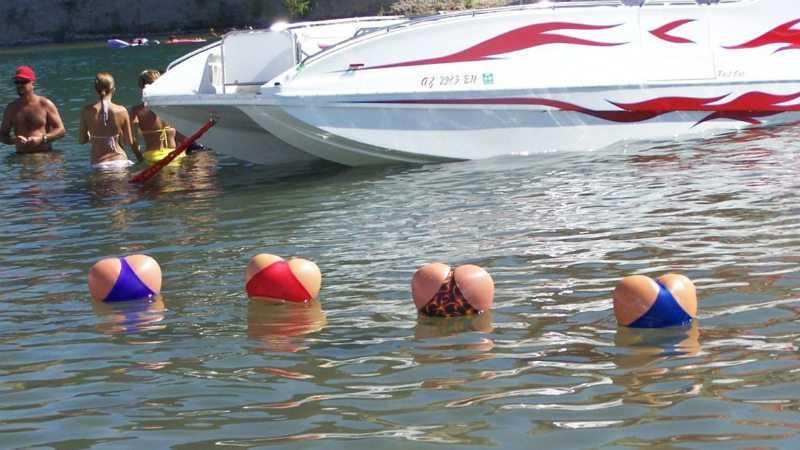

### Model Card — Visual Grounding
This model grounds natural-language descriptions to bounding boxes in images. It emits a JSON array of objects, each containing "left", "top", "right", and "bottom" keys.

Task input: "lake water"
[{"left": 2, "top": 42, "right": 800, "bottom": 449}]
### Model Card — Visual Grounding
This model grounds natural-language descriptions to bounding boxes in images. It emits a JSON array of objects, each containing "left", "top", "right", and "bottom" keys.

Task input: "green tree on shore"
[{"left": 284, "top": 0, "right": 311, "bottom": 18}]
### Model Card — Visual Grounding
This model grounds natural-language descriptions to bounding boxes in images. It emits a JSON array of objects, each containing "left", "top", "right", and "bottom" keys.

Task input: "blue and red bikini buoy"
[
  {"left": 613, "top": 273, "right": 697, "bottom": 328},
  {"left": 245, "top": 254, "right": 321, "bottom": 303},
  {"left": 412, "top": 263, "right": 494, "bottom": 317},
  {"left": 88, "top": 255, "right": 162, "bottom": 302}
]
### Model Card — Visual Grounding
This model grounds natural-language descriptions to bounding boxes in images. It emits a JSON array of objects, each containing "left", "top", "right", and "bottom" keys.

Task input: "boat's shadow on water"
[{"left": 209, "top": 157, "right": 446, "bottom": 190}]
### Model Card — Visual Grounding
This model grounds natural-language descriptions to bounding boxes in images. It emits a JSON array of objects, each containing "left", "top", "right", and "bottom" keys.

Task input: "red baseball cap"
[{"left": 14, "top": 66, "right": 36, "bottom": 82}]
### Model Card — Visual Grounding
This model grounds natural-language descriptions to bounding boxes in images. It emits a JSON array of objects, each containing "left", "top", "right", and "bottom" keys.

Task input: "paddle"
[{"left": 130, "top": 118, "right": 216, "bottom": 183}]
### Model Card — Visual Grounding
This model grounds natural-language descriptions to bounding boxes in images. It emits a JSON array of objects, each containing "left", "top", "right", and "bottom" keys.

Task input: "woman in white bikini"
[{"left": 78, "top": 72, "right": 142, "bottom": 169}]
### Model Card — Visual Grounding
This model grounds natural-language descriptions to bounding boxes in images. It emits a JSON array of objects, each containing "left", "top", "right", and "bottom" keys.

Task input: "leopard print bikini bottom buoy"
[{"left": 412, "top": 263, "right": 494, "bottom": 317}]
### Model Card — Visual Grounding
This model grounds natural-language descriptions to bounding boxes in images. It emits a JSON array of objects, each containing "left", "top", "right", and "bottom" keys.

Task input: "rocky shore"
[{"left": 0, "top": 0, "right": 516, "bottom": 47}]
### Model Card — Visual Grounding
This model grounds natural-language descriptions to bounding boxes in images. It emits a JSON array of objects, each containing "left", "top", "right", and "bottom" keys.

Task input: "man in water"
[{"left": 0, "top": 66, "right": 66, "bottom": 153}]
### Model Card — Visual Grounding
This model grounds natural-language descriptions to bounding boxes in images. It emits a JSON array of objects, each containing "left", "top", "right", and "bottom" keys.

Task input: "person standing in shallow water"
[
  {"left": 0, "top": 66, "right": 66, "bottom": 153},
  {"left": 129, "top": 69, "right": 188, "bottom": 164},
  {"left": 78, "top": 72, "right": 142, "bottom": 168}
]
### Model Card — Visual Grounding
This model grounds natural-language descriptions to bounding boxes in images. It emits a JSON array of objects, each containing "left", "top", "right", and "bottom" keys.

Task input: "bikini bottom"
[
  {"left": 92, "top": 159, "right": 134, "bottom": 171},
  {"left": 143, "top": 147, "right": 186, "bottom": 164},
  {"left": 418, "top": 269, "right": 480, "bottom": 318}
]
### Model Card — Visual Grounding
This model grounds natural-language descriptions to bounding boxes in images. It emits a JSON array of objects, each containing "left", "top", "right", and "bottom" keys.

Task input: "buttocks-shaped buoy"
[
  {"left": 88, "top": 255, "right": 162, "bottom": 302},
  {"left": 613, "top": 273, "right": 697, "bottom": 328},
  {"left": 245, "top": 254, "right": 321, "bottom": 303},
  {"left": 412, "top": 263, "right": 494, "bottom": 317}
]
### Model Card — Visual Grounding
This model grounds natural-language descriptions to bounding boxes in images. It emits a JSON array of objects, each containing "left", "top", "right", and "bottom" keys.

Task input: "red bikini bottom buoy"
[
  {"left": 88, "top": 255, "right": 161, "bottom": 302},
  {"left": 245, "top": 254, "right": 321, "bottom": 303},
  {"left": 412, "top": 263, "right": 494, "bottom": 317},
  {"left": 613, "top": 273, "right": 697, "bottom": 328}
]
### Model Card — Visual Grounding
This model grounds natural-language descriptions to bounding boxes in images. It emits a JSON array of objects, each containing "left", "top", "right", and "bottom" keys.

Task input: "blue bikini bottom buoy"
[
  {"left": 613, "top": 273, "right": 697, "bottom": 328},
  {"left": 88, "top": 255, "right": 162, "bottom": 302}
]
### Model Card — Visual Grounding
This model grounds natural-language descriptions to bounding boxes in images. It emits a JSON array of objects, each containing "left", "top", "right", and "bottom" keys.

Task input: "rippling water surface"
[{"left": 2, "top": 43, "right": 800, "bottom": 449}]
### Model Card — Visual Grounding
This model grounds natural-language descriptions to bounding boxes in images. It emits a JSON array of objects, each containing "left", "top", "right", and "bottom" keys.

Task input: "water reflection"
[
  {"left": 81, "top": 151, "right": 221, "bottom": 232},
  {"left": 247, "top": 299, "right": 327, "bottom": 353},
  {"left": 415, "top": 311, "right": 494, "bottom": 339},
  {"left": 612, "top": 323, "right": 701, "bottom": 407},
  {"left": 614, "top": 322, "right": 701, "bottom": 367},
  {"left": 4, "top": 151, "right": 66, "bottom": 180},
  {"left": 91, "top": 296, "right": 166, "bottom": 335},
  {"left": 85, "top": 151, "right": 220, "bottom": 201},
  {"left": 3, "top": 151, "right": 66, "bottom": 211},
  {"left": 136, "top": 150, "right": 219, "bottom": 197},
  {"left": 86, "top": 164, "right": 137, "bottom": 199},
  {"left": 413, "top": 312, "right": 496, "bottom": 367},
  {"left": 628, "top": 134, "right": 782, "bottom": 173}
]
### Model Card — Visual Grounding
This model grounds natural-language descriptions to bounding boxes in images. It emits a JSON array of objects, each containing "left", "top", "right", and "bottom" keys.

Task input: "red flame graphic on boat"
[
  {"left": 356, "top": 92, "right": 800, "bottom": 126},
  {"left": 365, "top": 22, "right": 626, "bottom": 70},
  {"left": 612, "top": 91, "right": 800, "bottom": 125},
  {"left": 724, "top": 18, "right": 800, "bottom": 52},
  {"left": 650, "top": 19, "right": 695, "bottom": 44}
]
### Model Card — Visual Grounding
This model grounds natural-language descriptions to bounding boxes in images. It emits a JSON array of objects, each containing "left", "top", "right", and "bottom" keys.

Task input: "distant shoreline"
[
  {"left": 0, "top": 32, "right": 220, "bottom": 52},
  {"left": 0, "top": 0, "right": 517, "bottom": 48}
]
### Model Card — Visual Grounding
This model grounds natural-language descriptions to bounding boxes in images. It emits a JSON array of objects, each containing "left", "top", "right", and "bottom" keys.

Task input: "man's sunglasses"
[{"left": 13, "top": 79, "right": 31, "bottom": 85}]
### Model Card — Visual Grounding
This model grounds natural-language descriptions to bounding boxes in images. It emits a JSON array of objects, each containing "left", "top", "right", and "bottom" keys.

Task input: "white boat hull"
[
  {"left": 145, "top": 16, "right": 407, "bottom": 167},
  {"left": 246, "top": 0, "right": 800, "bottom": 166},
  {"left": 151, "top": 99, "right": 318, "bottom": 165},
  {"left": 239, "top": 103, "right": 451, "bottom": 166},
  {"left": 242, "top": 83, "right": 800, "bottom": 166}
]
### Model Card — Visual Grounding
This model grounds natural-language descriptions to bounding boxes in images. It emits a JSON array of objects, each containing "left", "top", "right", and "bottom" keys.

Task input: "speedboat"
[
  {"left": 144, "top": 16, "right": 407, "bottom": 165},
  {"left": 238, "top": 0, "right": 800, "bottom": 165},
  {"left": 149, "top": 0, "right": 800, "bottom": 167},
  {"left": 107, "top": 37, "right": 151, "bottom": 48}
]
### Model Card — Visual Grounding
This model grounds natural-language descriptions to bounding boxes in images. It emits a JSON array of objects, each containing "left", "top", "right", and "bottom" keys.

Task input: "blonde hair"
[
  {"left": 138, "top": 69, "right": 161, "bottom": 88},
  {"left": 94, "top": 72, "right": 115, "bottom": 96}
]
